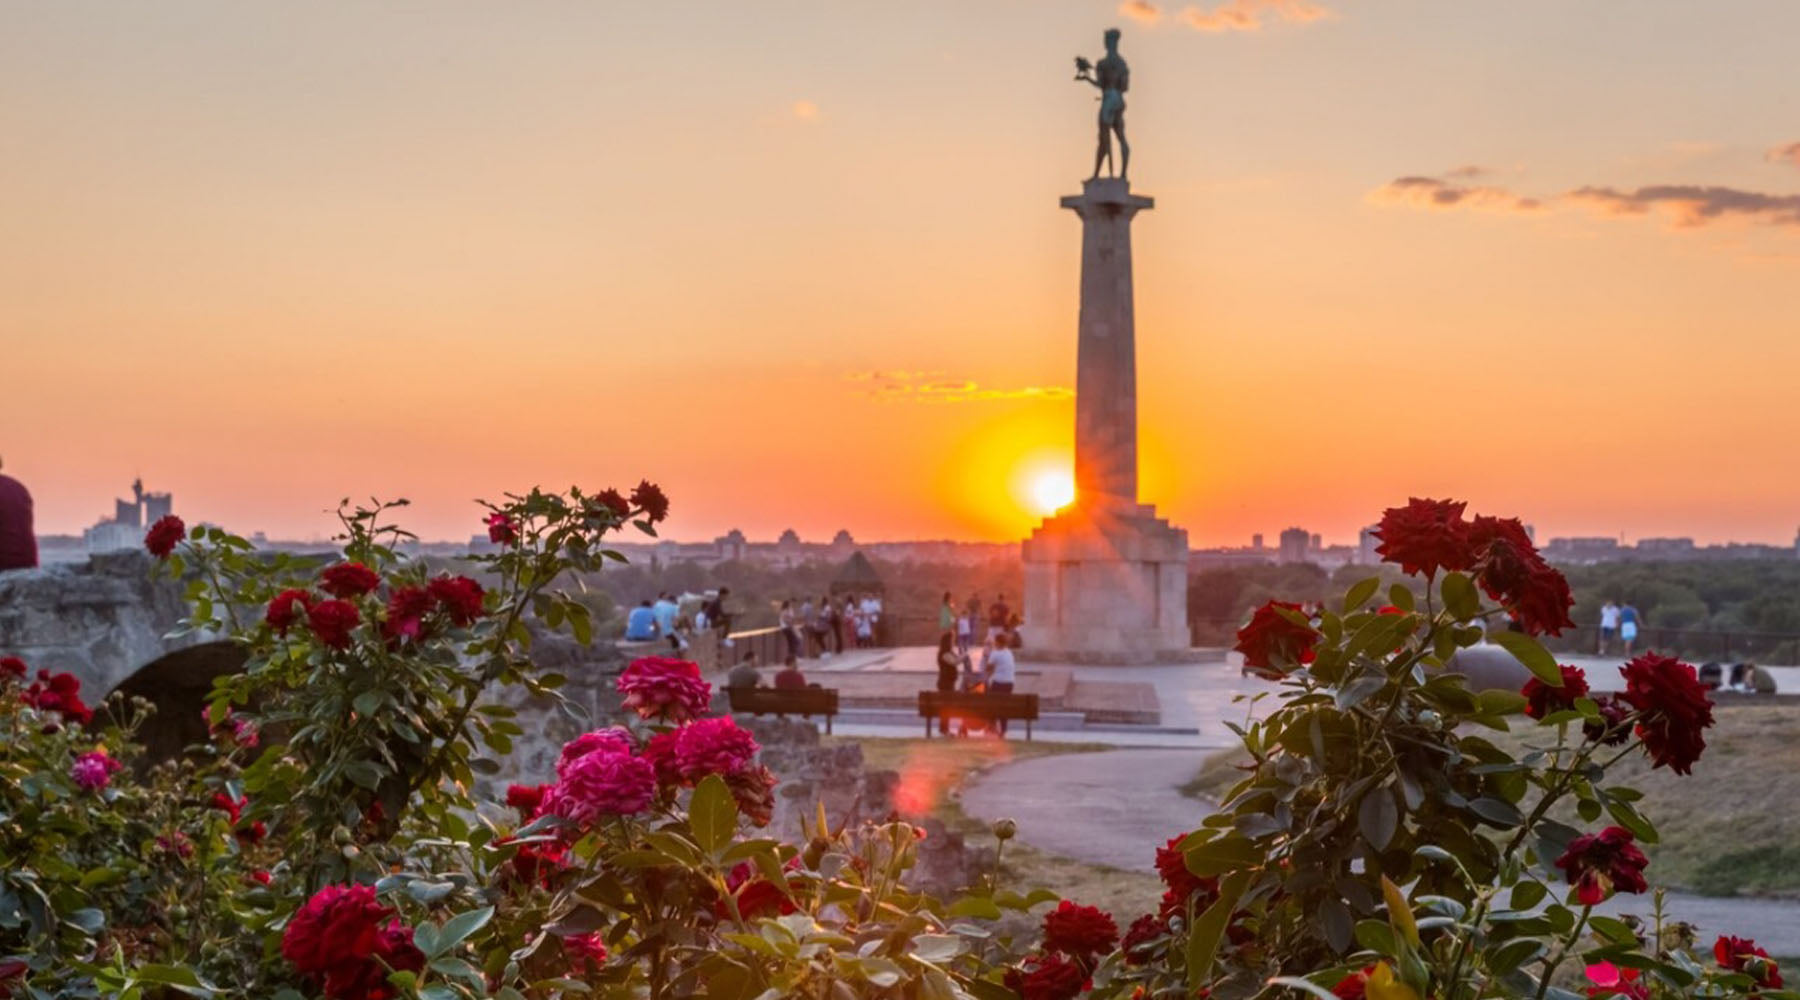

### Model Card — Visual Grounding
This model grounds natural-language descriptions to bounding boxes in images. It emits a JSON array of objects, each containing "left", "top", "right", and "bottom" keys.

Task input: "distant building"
[
  {"left": 84, "top": 479, "right": 173, "bottom": 554},
  {"left": 1542, "top": 537, "right": 1620, "bottom": 564},
  {"left": 1251, "top": 533, "right": 1264, "bottom": 551},
  {"left": 1636, "top": 537, "right": 1696, "bottom": 556},
  {"left": 1278, "top": 527, "right": 1311, "bottom": 564},
  {"left": 1358, "top": 525, "right": 1380, "bottom": 565}
]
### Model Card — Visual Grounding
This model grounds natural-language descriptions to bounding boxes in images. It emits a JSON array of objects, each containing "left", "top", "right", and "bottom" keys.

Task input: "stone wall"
[{"left": 0, "top": 551, "right": 195, "bottom": 695}]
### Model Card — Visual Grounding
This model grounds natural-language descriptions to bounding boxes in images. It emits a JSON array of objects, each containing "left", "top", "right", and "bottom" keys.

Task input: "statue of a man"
[{"left": 1074, "top": 28, "right": 1131, "bottom": 181}]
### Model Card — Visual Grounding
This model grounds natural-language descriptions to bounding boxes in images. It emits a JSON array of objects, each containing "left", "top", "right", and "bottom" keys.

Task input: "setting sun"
[{"left": 1027, "top": 467, "right": 1076, "bottom": 516}]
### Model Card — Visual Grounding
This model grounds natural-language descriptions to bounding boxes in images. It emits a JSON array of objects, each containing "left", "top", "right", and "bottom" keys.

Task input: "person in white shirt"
[
  {"left": 984, "top": 634, "right": 1018, "bottom": 736},
  {"left": 1598, "top": 600, "right": 1620, "bottom": 656}
]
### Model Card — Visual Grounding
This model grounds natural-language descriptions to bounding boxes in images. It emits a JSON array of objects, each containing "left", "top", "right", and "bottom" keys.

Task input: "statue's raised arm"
[{"left": 1073, "top": 28, "right": 1132, "bottom": 181}]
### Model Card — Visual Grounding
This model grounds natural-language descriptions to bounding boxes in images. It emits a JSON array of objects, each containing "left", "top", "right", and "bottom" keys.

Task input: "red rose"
[
  {"left": 1586, "top": 962, "right": 1648, "bottom": 1000},
  {"left": 595, "top": 489, "right": 631, "bottom": 518},
  {"left": 1003, "top": 953, "right": 1088, "bottom": 1000},
  {"left": 641, "top": 728, "right": 684, "bottom": 787},
  {"left": 505, "top": 841, "right": 567, "bottom": 886},
  {"left": 630, "top": 480, "right": 670, "bottom": 522},
  {"left": 144, "top": 514, "right": 186, "bottom": 558},
  {"left": 1619, "top": 653, "right": 1714, "bottom": 775},
  {"left": 1, "top": 656, "right": 25, "bottom": 679},
  {"left": 1233, "top": 601, "right": 1317, "bottom": 675},
  {"left": 236, "top": 820, "right": 268, "bottom": 844},
  {"left": 250, "top": 870, "right": 273, "bottom": 885},
  {"left": 382, "top": 586, "right": 434, "bottom": 644},
  {"left": 485, "top": 512, "right": 518, "bottom": 545},
  {"left": 1120, "top": 913, "right": 1164, "bottom": 965},
  {"left": 1154, "top": 834, "right": 1219, "bottom": 908},
  {"left": 280, "top": 884, "right": 393, "bottom": 978},
  {"left": 320, "top": 562, "right": 381, "bottom": 599},
  {"left": 22, "top": 671, "right": 93, "bottom": 725},
  {"left": 1522, "top": 664, "right": 1590, "bottom": 720},
  {"left": 266, "top": 589, "right": 315, "bottom": 635},
  {"left": 1374, "top": 498, "right": 1472, "bottom": 579},
  {"left": 210, "top": 792, "right": 246, "bottom": 824},
  {"left": 319, "top": 920, "right": 423, "bottom": 1000},
  {"left": 1041, "top": 900, "right": 1119, "bottom": 960},
  {"left": 1583, "top": 694, "right": 1632, "bottom": 746},
  {"left": 1466, "top": 516, "right": 1575, "bottom": 636},
  {"left": 307, "top": 599, "right": 361, "bottom": 649},
  {"left": 725, "top": 763, "right": 778, "bottom": 827},
  {"left": 0, "top": 960, "right": 25, "bottom": 998},
  {"left": 1715, "top": 935, "right": 1783, "bottom": 989},
  {"left": 505, "top": 782, "right": 550, "bottom": 819},
  {"left": 1333, "top": 967, "right": 1376, "bottom": 1000},
  {"left": 427, "top": 575, "right": 484, "bottom": 626},
  {"left": 1554, "top": 826, "right": 1648, "bottom": 905}
]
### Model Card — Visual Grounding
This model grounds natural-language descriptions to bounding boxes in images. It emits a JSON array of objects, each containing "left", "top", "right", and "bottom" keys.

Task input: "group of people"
[
  {"left": 932, "top": 603, "right": 1020, "bottom": 737},
  {"left": 941, "top": 591, "right": 1023, "bottom": 656},
  {"left": 778, "top": 592, "right": 884, "bottom": 661},
  {"left": 1597, "top": 599, "right": 1644, "bottom": 656},
  {"left": 622, "top": 587, "right": 736, "bottom": 652}
]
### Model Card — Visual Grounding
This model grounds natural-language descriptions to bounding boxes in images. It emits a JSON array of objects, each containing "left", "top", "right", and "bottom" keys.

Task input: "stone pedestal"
[{"left": 1019, "top": 177, "right": 1192, "bottom": 663}]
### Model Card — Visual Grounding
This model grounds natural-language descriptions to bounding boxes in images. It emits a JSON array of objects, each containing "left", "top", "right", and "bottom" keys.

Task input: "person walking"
[
  {"left": 778, "top": 600, "right": 802, "bottom": 662},
  {"left": 1598, "top": 599, "right": 1620, "bottom": 656},
  {"left": 935, "top": 631, "right": 960, "bottom": 735},
  {"left": 984, "top": 633, "right": 1018, "bottom": 737},
  {"left": 1619, "top": 602, "right": 1642, "bottom": 656},
  {"left": 0, "top": 457, "right": 37, "bottom": 572}
]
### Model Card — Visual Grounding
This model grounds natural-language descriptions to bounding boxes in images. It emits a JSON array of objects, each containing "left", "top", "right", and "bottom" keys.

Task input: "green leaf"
[
  {"left": 1354, "top": 920, "right": 1399, "bottom": 957},
  {"left": 1388, "top": 584, "right": 1415, "bottom": 612},
  {"left": 1509, "top": 881, "right": 1548, "bottom": 910},
  {"left": 1490, "top": 630, "right": 1563, "bottom": 686},
  {"left": 1476, "top": 689, "right": 1528, "bottom": 717},
  {"left": 1468, "top": 797, "right": 1523, "bottom": 827},
  {"left": 1182, "top": 834, "right": 1261, "bottom": 877},
  {"left": 947, "top": 895, "right": 1003, "bottom": 920},
  {"left": 1186, "top": 873, "right": 1248, "bottom": 990},
  {"left": 430, "top": 905, "right": 493, "bottom": 957},
  {"left": 1337, "top": 675, "right": 1388, "bottom": 711},
  {"left": 1441, "top": 572, "right": 1480, "bottom": 620},
  {"left": 690, "top": 775, "right": 739, "bottom": 854},
  {"left": 1487, "top": 938, "right": 1546, "bottom": 975},
  {"left": 1359, "top": 787, "right": 1399, "bottom": 849},
  {"left": 352, "top": 690, "right": 383, "bottom": 716},
  {"left": 1343, "top": 577, "right": 1381, "bottom": 613},
  {"left": 910, "top": 934, "right": 964, "bottom": 963}
]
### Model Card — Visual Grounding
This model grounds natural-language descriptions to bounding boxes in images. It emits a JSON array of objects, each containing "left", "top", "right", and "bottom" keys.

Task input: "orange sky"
[{"left": 6, "top": 1, "right": 1800, "bottom": 547}]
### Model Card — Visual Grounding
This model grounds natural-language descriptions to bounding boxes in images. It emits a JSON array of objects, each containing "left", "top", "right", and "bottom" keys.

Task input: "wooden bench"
[
  {"left": 727, "top": 686, "right": 839, "bottom": 734},
  {"left": 917, "top": 691, "right": 1040, "bottom": 740}
]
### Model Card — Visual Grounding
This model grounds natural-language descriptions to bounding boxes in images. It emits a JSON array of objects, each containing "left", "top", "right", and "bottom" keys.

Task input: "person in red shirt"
[
  {"left": 772, "top": 656, "right": 807, "bottom": 691},
  {"left": 0, "top": 459, "right": 37, "bottom": 571}
]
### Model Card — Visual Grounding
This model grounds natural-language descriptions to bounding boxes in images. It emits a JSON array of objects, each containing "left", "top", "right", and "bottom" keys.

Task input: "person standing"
[
  {"left": 703, "top": 588, "right": 734, "bottom": 640},
  {"left": 1619, "top": 602, "right": 1642, "bottom": 656},
  {"left": 778, "top": 600, "right": 802, "bottom": 662},
  {"left": 1598, "top": 599, "right": 1620, "bottom": 656},
  {"left": 0, "top": 458, "right": 37, "bottom": 571},
  {"left": 935, "top": 631, "right": 960, "bottom": 735},
  {"left": 652, "top": 592, "right": 680, "bottom": 650},
  {"left": 984, "top": 633, "right": 1018, "bottom": 736},
  {"left": 939, "top": 592, "right": 955, "bottom": 635},
  {"left": 987, "top": 593, "right": 1012, "bottom": 644},
  {"left": 955, "top": 605, "right": 974, "bottom": 656}
]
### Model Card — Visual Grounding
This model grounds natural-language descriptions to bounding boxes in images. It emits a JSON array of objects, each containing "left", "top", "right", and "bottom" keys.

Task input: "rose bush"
[{"left": 1, "top": 490, "right": 1788, "bottom": 1000}]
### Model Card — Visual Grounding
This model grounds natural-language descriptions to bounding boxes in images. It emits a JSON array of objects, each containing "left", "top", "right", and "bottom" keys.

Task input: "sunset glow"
[
  {"left": 6, "top": 2, "right": 1800, "bottom": 546},
  {"left": 1028, "top": 468, "right": 1077, "bottom": 517}
]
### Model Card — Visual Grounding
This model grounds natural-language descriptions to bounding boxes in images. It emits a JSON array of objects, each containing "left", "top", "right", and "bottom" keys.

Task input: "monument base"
[{"left": 1018, "top": 500, "right": 1193, "bottom": 664}]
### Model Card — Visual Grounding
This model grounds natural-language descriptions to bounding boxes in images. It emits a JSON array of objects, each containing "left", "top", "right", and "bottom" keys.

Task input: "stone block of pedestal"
[{"left": 1018, "top": 502, "right": 1193, "bottom": 664}]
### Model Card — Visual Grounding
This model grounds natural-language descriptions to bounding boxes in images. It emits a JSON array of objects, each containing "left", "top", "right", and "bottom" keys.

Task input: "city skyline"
[{"left": 9, "top": 1, "right": 1800, "bottom": 546}]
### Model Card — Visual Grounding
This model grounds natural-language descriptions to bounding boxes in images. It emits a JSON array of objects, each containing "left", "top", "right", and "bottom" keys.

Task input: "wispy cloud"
[
  {"left": 847, "top": 370, "right": 1072, "bottom": 404},
  {"left": 1119, "top": 0, "right": 1162, "bottom": 24},
  {"left": 1767, "top": 142, "right": 1800, "bottom": 169},
  {"left": 1368, "top": 175, "right": 1543, "bottom": 213},
  {"left": 1371, "top": 164, "right": 1800, "bottom": 232},
  {"left": 1178, "top": 0, "right": 1333, "bottom": 32},
  {"left": 1566, "top": 185, "right": 1800, "bottom": 228}
]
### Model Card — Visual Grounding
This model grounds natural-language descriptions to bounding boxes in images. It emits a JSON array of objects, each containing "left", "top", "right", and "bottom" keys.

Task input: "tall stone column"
[
  {"left": 1063, "top": 177, "right": 1152, "bottom": 509},
  {"left": 1019, "top": 178, "right": 1192, "bottom": 664}
]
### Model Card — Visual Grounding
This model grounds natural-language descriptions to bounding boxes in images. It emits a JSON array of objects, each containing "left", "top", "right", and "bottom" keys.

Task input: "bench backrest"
[
  {"left": 727, "top": 686, "right": 839, "bottom": 714},
  {"left": 917, "top": 691, "right": 1040, "bottom": 720}
]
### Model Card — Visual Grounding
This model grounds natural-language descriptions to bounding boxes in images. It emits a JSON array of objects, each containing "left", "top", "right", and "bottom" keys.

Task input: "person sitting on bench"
[
  {"left": 985, "top": 634, "right": 1017, "bottom": 735},
  {"left": 773, "top": 656, "right": 807, "bottom": 691}
]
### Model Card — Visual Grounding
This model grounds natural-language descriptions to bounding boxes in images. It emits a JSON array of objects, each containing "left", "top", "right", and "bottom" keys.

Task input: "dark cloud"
[
  {"left": 1369, "top": 175, "right": 1543, "bottom": 213},
  {"left": 1566, "top": 185, "right": 1800, "bottom": 228}
]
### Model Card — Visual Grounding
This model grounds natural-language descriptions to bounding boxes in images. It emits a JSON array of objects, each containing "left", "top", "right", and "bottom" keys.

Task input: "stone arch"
[{"left": 110, "top": 640, "right": 248, "bottom": 760}]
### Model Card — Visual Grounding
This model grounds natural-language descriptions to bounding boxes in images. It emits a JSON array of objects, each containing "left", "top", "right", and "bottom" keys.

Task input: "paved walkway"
[{"left": 959, "top": 749, "right": 1800, "bottom": 954}]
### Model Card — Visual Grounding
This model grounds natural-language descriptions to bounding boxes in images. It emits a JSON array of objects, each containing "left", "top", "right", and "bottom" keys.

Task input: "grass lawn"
[
  {"left": 1180, "top": 706, "right": 1800, "bottom": 898},
  {"left": 833, "top": 737, "right": 1168, "bottom": 920}
]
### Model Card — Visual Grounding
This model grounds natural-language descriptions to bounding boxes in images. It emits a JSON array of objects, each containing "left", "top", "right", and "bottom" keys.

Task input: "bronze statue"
[{"left": 1074, "top": 28, "right": 1130, "bottom": 181}]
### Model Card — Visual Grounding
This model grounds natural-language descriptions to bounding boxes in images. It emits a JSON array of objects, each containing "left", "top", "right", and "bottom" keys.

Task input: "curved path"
[{"left": 959, "top": 749, "right": 1800, "bottom": 954}]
